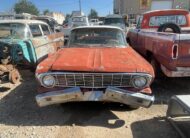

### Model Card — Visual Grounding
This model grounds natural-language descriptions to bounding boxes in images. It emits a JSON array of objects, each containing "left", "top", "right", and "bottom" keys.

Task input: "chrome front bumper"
[{"left": 36, "top": 87, "right": 155, "bottom": 108}]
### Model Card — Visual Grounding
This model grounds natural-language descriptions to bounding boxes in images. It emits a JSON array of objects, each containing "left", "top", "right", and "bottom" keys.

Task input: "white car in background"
[
  {"left": 89, "top": 19, "right": 102, "bottom": 25},
  {"left": 63, "top": 16, "right": 89, "bottom": 41}
]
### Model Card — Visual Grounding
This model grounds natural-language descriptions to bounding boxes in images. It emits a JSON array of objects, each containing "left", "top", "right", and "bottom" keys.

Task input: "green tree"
[
  {"left": 14, "top": 0, "right": 39, "bottom": 15},
  {"left": 43, "top": 9, "right": 50, "bottom": 15},
  {"left": 88, "top": 9, "right": 98, "bottom": 19}
]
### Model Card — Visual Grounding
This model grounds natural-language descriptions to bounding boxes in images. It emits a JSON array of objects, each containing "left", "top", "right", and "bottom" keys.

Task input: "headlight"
[
  {"left": 132, "top": 76, "right": 148, "bottom": 88},
  {"left": 42, "top": 75, "right": 55, "bottom": 88}
]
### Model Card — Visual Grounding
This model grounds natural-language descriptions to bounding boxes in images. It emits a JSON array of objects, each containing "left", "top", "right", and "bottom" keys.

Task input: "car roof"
[
  {"left": 106, "top": 14, "right": 123, "bottom": 18},
  {"left": 71, "top": 25, "right": 123, "bottom": 31},
  {"left": 0, "top": 19, "right": 48, "bottom": 25},
  {"left": 143, "top": 9, "right": 189, "bottom": 16}
]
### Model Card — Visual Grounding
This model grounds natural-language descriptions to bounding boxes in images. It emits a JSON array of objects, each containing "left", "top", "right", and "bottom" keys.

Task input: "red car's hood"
[{"left": 49, "top": 47, "right": 153, "bottom": 75}]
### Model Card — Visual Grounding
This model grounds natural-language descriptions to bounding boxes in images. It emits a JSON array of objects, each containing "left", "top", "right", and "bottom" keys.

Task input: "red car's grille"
[{"left": 52, "top": 73, "right": 132, "bottom": 88}]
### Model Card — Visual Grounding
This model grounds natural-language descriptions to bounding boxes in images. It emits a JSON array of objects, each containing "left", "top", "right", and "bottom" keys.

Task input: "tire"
[
  {"left": 127, "top": 38, "right": 131, "bottom": 46},
  {"left": 157, "top": 23, "right": 181, "bottom": 34}
]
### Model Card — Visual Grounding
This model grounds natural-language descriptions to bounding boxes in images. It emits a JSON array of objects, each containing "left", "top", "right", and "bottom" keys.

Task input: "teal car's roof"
[{"left": 0, "top": 19, "right": 48, "bottom": 25}]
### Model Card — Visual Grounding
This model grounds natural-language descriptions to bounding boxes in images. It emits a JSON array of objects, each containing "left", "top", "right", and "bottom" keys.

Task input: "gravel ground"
[{"left": 0, "top": 70, "right": 190, "bottom": 138}]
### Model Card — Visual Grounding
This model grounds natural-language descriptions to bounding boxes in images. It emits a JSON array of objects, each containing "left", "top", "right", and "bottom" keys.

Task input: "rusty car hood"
[{"left": 48, "top": 47, "right": 154, "bottom": 75}]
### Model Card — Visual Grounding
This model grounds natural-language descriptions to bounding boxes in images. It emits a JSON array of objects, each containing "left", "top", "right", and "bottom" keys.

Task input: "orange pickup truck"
[{"left": 127, "top": 9, "right": 190, "bottom": 77}]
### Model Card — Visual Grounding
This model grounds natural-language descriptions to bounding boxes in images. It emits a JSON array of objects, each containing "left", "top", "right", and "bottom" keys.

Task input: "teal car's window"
[
  {"left": 41, "top": 24, "right": 50, "bottom": 35},
  {"left": 0, "top": 23, "right": 29, "bottom": 39},
  {"left": 29, "top": 24, "right": 42, "bottom": 37},
  {"left": 69, "top": 28, "right": 127, "bottom": 47}
]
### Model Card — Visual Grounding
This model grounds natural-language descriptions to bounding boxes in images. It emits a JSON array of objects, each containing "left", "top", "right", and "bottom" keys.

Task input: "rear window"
[
  {"left": 29, "top": 24, "right": 42, "bottom": 37},
  {"left": 149, "top": 15, "right": 187, "bottom": 26}
]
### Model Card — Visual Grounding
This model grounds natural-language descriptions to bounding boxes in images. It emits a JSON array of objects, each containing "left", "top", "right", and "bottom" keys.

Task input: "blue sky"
[{"left": 0, "top": 0, "right": 113, "bottom": 16}]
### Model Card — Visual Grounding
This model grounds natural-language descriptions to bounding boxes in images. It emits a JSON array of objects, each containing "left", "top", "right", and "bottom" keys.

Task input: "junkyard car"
[
  {"left": 35, "top": 26, "right": 154, "bottom": 108},
  {"left": 0, "top": 20, "right": 64, "bottom": 83},
  {"left": 63, "top": 16, "right": 89, "bottom": 41},
  {"left": 104, "top": 14, "right": 127, "bottom": 33},
  {"left": 127, "top": 9, "right": 190, "bottom": 77},
  {"left": 33, "top": 16, "right": 64, "bottom": 32}
]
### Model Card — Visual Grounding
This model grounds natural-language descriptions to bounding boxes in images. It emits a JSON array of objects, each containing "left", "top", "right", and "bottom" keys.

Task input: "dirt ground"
[{"left": 0, "top": 70, "right": 190, "bottom": 138}]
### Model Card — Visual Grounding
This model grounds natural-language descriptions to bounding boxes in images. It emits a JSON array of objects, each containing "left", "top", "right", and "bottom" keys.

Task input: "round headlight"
[
  {"left": 42, "top": 75, "right": 55, "bottom": 88},
  {"left": 132, "top": 76, "right": 147, "bottom": 88}
]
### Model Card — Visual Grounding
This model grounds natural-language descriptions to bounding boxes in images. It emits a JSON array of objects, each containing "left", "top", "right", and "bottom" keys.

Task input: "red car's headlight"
[{"left": 42, "top": 75, "right": 56, "bottom": 88}]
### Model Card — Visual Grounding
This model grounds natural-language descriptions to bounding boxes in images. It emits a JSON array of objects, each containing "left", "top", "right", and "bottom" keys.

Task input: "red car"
[
  {"left": 127, "top": 9, "right": 190, "bottom": 77},
  {"left": 35, "top": 26, "right": 154, "bottom": 108}
]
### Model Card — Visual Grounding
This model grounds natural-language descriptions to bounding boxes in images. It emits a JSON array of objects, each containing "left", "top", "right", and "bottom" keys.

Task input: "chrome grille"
[{"left": 52, "top": 73, "right": 132, "bottom": 88}]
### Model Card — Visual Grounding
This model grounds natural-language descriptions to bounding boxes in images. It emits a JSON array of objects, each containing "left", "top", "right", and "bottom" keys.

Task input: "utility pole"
[
  {"left": 119, "top": 0, "right": 121, "bottom": 15},
  {"left": 79, "top": 0, "right": 82, "bottom": 13}
]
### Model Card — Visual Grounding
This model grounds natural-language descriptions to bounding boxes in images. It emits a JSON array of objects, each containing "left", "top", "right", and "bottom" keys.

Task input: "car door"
[
  {"left": 129, "top": 17, "right": 142, "bottom": 48},
  {"left": 28, "top": 24, "right": 64, "bottom": 64}
]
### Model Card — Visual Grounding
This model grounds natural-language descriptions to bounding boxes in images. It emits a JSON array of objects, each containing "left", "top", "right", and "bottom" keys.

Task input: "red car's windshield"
[{"left": 69, "top": 28, "right": 127, "bottom": 47}]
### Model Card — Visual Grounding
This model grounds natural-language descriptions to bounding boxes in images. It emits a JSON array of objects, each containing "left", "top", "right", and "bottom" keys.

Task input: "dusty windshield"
[
  {"left": 69, "top": 28, "right": 126, "bottom": 47},
  {"left": 0, "top": 23, "right": 30, "bottom": 39}
]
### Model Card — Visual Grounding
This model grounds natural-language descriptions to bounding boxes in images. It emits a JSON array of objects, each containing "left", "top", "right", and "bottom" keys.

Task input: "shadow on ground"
[
  {"left": 0, "top": 87, "right": 10, "bottom": 93},
  {"left": 0, "top": 70, "right": 128, "bottom": 128},
  {"left": 131, "top": 117, "right": 180, "bottom": 138},
  {"left": 0, "top": 71, "right": 190, "bottom": 131},
  {"left": 130, "top": 77, "right": 190, "bottom": 138},
  {"left": 152, "top": 77, "right": 190, "bottom": 104}
]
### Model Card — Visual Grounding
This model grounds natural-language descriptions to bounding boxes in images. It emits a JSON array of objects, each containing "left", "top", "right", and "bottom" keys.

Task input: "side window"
[
  {"left": 41, "top": 24, "right": 50, "bottom": 35},
  {"left": 29, "top": 24, "right": 42, "bottom": 37}
]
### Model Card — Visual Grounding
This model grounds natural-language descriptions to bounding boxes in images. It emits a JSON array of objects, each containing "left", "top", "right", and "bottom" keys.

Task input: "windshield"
[
  {"left": 149, "top": 15, "right": 187, "bottom": 26},
  {"left": 69, "top": 28, "right": 126, "bottom": 47},
  {"left": 0, "top": 23, "right": 30, "bottom": 39},
  {"left": 104, "top": 18, "right": 125, "bottom": 25}
]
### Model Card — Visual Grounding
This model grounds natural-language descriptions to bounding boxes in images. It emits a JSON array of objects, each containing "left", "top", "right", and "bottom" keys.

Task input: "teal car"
[{"left": 0, "top": 20, "right": 64, "bottom": 84}]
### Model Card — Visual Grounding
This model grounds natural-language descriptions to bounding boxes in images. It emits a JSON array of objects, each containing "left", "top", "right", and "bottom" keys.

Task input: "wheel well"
[
  {"left": 146, "top": 51, "right": 153, "bottom": 61},
  {"left": 126, "top": 37, "right": 131, "bottom": 46}
]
